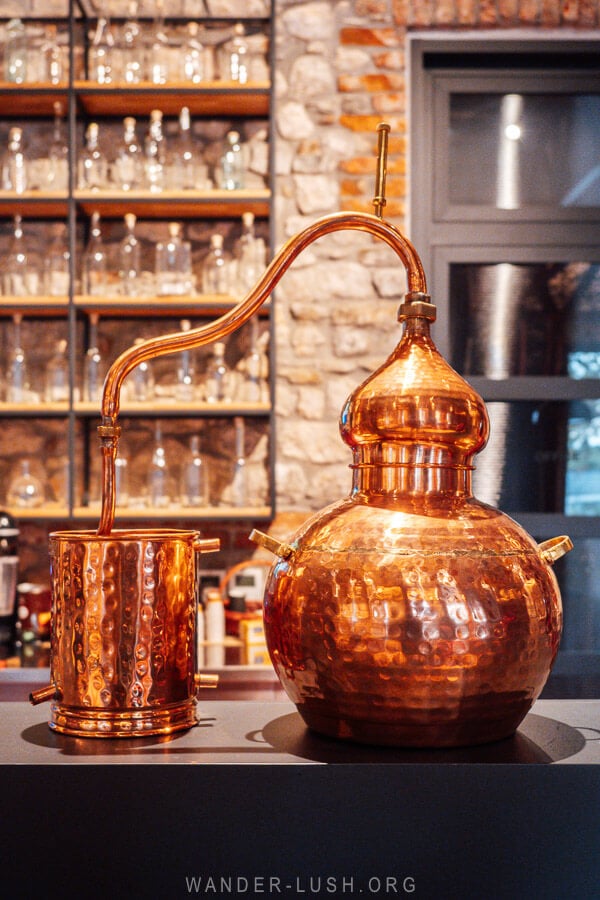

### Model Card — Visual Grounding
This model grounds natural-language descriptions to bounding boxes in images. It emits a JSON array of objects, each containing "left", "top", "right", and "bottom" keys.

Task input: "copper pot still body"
[
  {"left": 30, "top": 530, "right": 219, "bottom": 737},
  {"left": 250, "top": 131, "right": 573, "bottom": 749}
]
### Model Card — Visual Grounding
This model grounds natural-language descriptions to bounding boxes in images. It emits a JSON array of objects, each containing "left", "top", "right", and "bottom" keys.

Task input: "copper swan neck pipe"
[{"left": 97, "top": 212, "right": 428, "bottom": 535}]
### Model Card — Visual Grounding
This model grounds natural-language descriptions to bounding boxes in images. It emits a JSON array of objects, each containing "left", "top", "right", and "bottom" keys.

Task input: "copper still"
[
  {"left": 30, "top": 123, "right": 571, "bottom": 745},
  {"left": 250, "top": 125, "right": 573, "bottom": 747}
]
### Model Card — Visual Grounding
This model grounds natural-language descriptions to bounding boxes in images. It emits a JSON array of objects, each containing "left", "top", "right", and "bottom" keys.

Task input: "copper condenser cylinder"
[{"left": 30, "top": 529, "right": 219, "bottom": 737}]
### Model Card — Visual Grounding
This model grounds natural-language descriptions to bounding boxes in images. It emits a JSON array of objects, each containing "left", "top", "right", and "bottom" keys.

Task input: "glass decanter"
[
  {"left": 41, "top": 23, "right": 63, "bottom": 84},
  {"left": 4, "top": 216, "right": 37, "bottom": 297},
  {"left": 118, "top": 213, "right": 141, "bottom": 296},
  {"left": 129, "top": 337, "right": 155, "bottom": 402},
  {"left": 204, "top": 341, "right": 231, "bottom": 403},
  {"left": 46, "top": 101, "right": 69, "bottom": 191},
  {"left": 235, "top": 211, "right": 266, "bottom": 296},
  {"left": 180, "top": 435, "right": 208, "bottom": 507},
  {"left": 168, "top": 106, "right": 196, "bottom": 191},
  {"left": 241, "top": 318, "right": 264, "bottom": 403},
  {"left": 83, "top": 312, "right": 105, "bottom": 403},
  {"left": 78, "top": 122, "right": 108, "bottom": 191},
  {"left": 4, "top": 18, "right": 27, "bottom": 84},
  {"left": 5, "top": 314, "right": 31, "bottom": 403},
  {"left": 220, "top": 130, "right": 245, "bottom": 190},
  {"left": 44, "top": 338, "right": 69, "bottom": 402},
  {"left": 82, "top": 212, "right": 107, "bottom": 296},
  {"left": 174, "top": 319, "right": 196, "bottom": 401},
  {"left": 113, "top": 116, "right": 143, "bottom": 191},
  {"left": 155, "top": 222, "right": 193, "bottom": 296},
  {"left": 202, "top": 234, "right": 232, "bottom": 295},
  {"left": 145, "top": 0, "right": 169, "bottom": 84},
  {"left": 115, "top": 442, "right": 130, "bottom": 507},
  {"left": 144, "top": 109, "right": 166, "bottom": 192},
  {"left": 2, "top": 127, "right": 28, "bottom": 193},
  {"left": 220, "top": 23, "right": 249, "bottom": 84},
  {"left": 120, "top": 0, "right": 143, "bottom": 84},
  {"left": 6, "top": 460, "right": 45, "bottom": 509},
  {"left": 88, "top": 16, "right": 115, "bottom": 84},
  {"left": 44, "top": 224, "right": 70, "bottom": 297},
  {"left": 148, "top": 423, "right": 169, "bottom": 507},
  {"left": 228, "top": 416, "right": 248, "bottom": 507},
  {"left": 181, "top": 22, "right": 204, "bottom": 84}
]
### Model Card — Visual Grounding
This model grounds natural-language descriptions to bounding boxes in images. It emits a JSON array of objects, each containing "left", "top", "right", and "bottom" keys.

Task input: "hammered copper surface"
[
  {"left": 45, "top": 530, "right": 202, "bottom": 737},
  {"left": 259, "top": 315, "right": 570, "bottom": 748}
]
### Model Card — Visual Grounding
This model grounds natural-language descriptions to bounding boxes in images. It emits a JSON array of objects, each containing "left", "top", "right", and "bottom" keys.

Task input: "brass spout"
[
  {"left": 194, "top": 673, "right": 219, "bottom": 690},
  {"left": 373, "top": 122, "right": 390, "bottom": 218},
  {"left": 30, "top": 683, "right": 60, "bottom": 705},
  {"left": 98, "top": 208, "right": 429, "bottom": 535}
]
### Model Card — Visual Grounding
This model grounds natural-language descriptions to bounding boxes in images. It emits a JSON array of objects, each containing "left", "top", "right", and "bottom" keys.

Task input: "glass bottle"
[
  {"left": 47, "top": 101, "right": 69, "bottom": 191},
  {"left": 115, "top": 443, "right": 130, "bottom": 507},
  {"left": 82, "top": 212, "right": 107, "bottom": 296},
  {"left": 83, "top": 312, "right": 105, "bottom": 403},
  {"left": 220, "top": 130, "right": 245, "bottom": 190},
  {"left": 174, "top": 318, "right": 195, "bottom": 401},
  {"left": 144, "top": 109, "right": 166, "bottom": 192},
  {"left": 113, "top": 116, "right": 143, "bottom": 191},
  {"left": 118, "top": 213, "right": 141, "bottom": 296},
  {"left": 148, "top": 423, "right": 169, "bottom": 507},
  {"left": 235, "top": 211, "right": 266, "bottom": 295},
  {"left": 78, "top": 122, "right": 107, "bottom": 191},
  {"left": 242, "top": 318, "right": 263, "bottom": 403},
  {"left": 41, "top": 24, "right": 63, "bottom": 84},
  {"left": 204, "top": 341, "right": 231, "bottom": 403},
  {"left": 180, "top": 435, "right": 208, "bottom": 506},
  {"left": 6, "top": 460, "right": 44, "bottom": 509},
  {"left": 145, "top": 0, "right": 169, "bottom": 85},
  {"left": 181, "top": 21, "right": 204, "bottom": 84},
  {"left": 4, "top": 18, "right": 28, "bottom": 84},
  {"left": 155, "top": 222, "right": 193, "bottom": 296},
  {"left": 202, "top": 234, "right": 232, "bottom": 295},
  {"left": 2, "top": 127, "right": 28, "bottom": 193},
  {"left": 87, "top": 16, "right": 115, "bottom": 85},
  {"left": 168, "top": 106, "right": 196, "bottom": 191},
  {"left": 44, "top": 338, "right": 70, "bottom": 402},
  {"left": 222, "top": 23, "right": 249, "bottom": 84},
  {"left": 129, "top": 337, "right": 155, "bottom": 402},
  {"left": 44, "top": 224, "right": 70, "bottom": 296},
  {"left": 229, "top": 416, "right": 248, "bottom": 507},
  {"left": 121, "top": 0, "right": 143, "bottom": 84},
  {"left": 5, "top": 314, "right": 29, "bottom": 403},
  {"left": 4, "top": 216, "right": 32, "bottom": 296}
]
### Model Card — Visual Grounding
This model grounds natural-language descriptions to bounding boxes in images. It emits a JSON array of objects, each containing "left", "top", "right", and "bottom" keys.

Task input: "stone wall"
[{"left": 272, "top": 0, "right": 600, "bottom": 518}]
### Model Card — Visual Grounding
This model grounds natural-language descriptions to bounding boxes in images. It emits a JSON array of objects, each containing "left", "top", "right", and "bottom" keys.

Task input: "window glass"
[
  {"left": 449, "top": 93, "right": 600, "bottom": 208},
  {"left": 450, "top": 262, "right": 600, "bottom": 376}
]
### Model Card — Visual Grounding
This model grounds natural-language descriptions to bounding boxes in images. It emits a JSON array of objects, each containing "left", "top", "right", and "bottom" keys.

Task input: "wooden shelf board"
[
  {"left": 74, "top": 81, "right": 270, "bottom": 117},
  {"left": 0, "top": 84, "right": 69, "bottom": 116},
  {"left": 0, "top": 193, "right": 68, "bottom": 217},
  {"left": 74, "top": 189, "right": 271, "bottom": 218},
  {"left": 73, "top": 505, "right": 273, "bottom": 520},
  {"left": 75, "top": 401, "right": 271, "bottom": 416},
  {"left": 0, "top": 297, "right": 69, "bottom": 315}
]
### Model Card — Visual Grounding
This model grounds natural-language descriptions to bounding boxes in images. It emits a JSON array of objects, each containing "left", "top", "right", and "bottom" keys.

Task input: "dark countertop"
[
  {"left": 2, "top": 698, "right": 600, "bottom": 899},
  {"left": 2, "top": 698, "right": 599, "bottom": 765}
]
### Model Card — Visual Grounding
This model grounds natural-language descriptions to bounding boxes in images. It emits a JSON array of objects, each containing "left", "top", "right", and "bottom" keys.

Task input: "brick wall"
[{"left": 273, "top": 0, "right": 599, "bottom": 530}]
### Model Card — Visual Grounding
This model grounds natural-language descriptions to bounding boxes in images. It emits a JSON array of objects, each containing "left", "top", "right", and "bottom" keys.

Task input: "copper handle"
[
  {"left": 538, "top": 535, "right": 573, "bottom": 565},
  {"left": 249, "top": 528, "right": 294, "bottom": 559}
]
